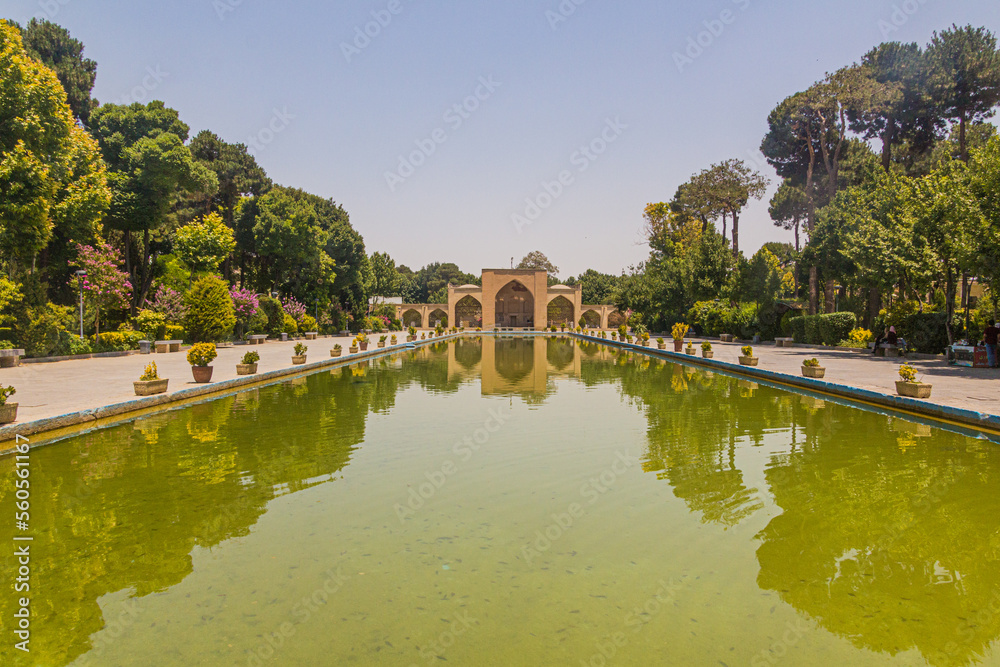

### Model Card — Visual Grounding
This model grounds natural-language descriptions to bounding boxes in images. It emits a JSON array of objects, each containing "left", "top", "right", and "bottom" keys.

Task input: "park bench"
[
  {"left": 304, "top": 331, "right": 318, "bottom": 340},
  {"left": 0, "top": 348, "right": 25, "bottom": 368},
  {"left": 248, "top": 335, "right": 268, "bottom": 345},
  {"left": 720, "top": 334, "right": 735, "bottom": 343},
  {"left": 870, "top": 343, "right": 902, "bottom": 357},
  {"left": 775, "top": 337, "right": 795, "bottom": 348},
  {"left": 155, "top": 340, "right": 183, "bottom": 354}
]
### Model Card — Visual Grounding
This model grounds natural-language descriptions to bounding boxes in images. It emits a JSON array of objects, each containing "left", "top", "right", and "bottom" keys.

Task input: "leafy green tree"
[
  {"left": 925, "top": 25, "right": 1000, "bottom": 162},
  {"left": 516, "top": 251, "right": 560, "bottom": 279},
  {"left": 89, "top": 101, "right": 217, "bottom": 308},
  {"left": 565, "top": 269, "right": 622, "bottom": 304},
  {"left": 185, "top": 275, "right": 235, "bottom": 342},
  {"left": 769, "top": 181, "right": 809, "bottom": 252},
  {"left": 969, "top": 137, "right": 1000, "bottom": 289},
  {"left": 700, "top": 159, "right": 769, "bottom": 257},
  {"left": 17, "top": 19, "right": 97, "bottom": 125},
  {"left": 175, "top": 212, "right": 237, "bottom": 274},
  {"left": 908, "top": 160, "right": 983, "bottom": 344},
  {"left": 369, "top": 252, "right": 400, "bottom": 298},
  {"left": 0, "top": 21, "right": 109, "bottom": 274}
]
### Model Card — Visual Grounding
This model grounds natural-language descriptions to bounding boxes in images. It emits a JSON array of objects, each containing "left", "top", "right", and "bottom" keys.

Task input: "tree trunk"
[
  {"left": 721, "top": 212, "right": 728, "bottom": 245},
  {"left": 809, "top": 267, "right": 819, "bottom": 315},
  {"left": 824, "top": 280, "right": 836, "bottom": 314},
  {"left": 866, "top": 287, "right": 881, "bottom": 329},
  {"left": 731, "top": 210, "right": 740, "bottom": 258},
  {"left": 959, "top": 111, "right": 968, "bottom": 163},
  {"left": 794, "top": 218, "right": 800, "bottom": 253},
  {"left": 945, "top": 267, "right": 956, "bottom": 346}
]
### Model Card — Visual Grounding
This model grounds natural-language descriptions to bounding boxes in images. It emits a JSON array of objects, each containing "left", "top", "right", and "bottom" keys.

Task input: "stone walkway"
[
  {"left": 0, "top": 334, "right": 389, "bottom": 424},
  {"left": 685, "top": 339, "right": 1000, "bottom": 417},
  {"left": 0, "top": 334, "right": 997, "bottom": 432}
]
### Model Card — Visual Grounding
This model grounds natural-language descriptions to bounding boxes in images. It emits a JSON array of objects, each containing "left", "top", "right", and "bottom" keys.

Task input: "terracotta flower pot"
[
  {"left": 133, "top": 379, "right": 169, "bottom": 396},
  {"left": 407, "top": 336, "right": 416, "bottom": 342},
  {"left": 738, "top": 356, "right": 759, "bottom": 367},
  {"left": 359, "top": 343, "right": 369, "bottom": 351},
  {"left": 191, "top": 366, "right": 214, "bottom": 383},
  {"left": 673, "top": 340, "right": 684, "bottom": 352},
  {"left": 0, "top": 402, "right": 18, "bottom": 424},
  {"left": 236, "top": 363, "right": 258, "bottom": 376},
  {"left": 896, "top": 381, "right": 932, "bottom": 399},
  {"left": 292, "top": 355, "right": 307, "bottom": 365},
  {"left": 331, "top": 349, "right": 342, "bottom": 357},
  {"left": 802, "top": 366, "right": 826, "bottom": 379}
]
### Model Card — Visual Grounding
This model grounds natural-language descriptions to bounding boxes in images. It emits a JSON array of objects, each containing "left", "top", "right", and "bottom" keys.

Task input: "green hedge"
[
  {"left": 895, "top": 312, "right": 961, "bottom": 354},
  {"left": 789, "top": 312, "right": 857, "bottom": 345}
]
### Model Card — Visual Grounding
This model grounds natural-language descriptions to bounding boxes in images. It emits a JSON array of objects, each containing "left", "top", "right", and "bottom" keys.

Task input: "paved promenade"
[
  {"left": 0, "top": 334, "right": 997, "bottom": 433},
  {"left": 2, "top": 334, "right": 366, "bottom": 424}
]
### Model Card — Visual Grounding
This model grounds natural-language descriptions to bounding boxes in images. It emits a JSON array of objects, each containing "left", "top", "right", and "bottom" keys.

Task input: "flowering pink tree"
[
  {"left": 231, "top": 286, "right": 260, "bottom": 338},
  {"left": 74, "top": 241, "right": 132, "bottom": 337},
  {"left": 147, "top": 285, "right": 188, "bottom": 323},
  {"left": 281, "top": 296, "right": 307, "bottom": 324}
]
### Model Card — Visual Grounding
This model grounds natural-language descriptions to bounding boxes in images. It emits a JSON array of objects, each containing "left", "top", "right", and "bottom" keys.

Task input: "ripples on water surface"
[{"left": 1, "top": 337, "right": 999, "bottom": 666}]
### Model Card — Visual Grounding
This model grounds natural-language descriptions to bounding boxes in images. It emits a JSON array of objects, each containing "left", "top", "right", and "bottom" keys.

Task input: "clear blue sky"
[{"left": 7, "top": 0, "right": 1000, "bottom": 278}]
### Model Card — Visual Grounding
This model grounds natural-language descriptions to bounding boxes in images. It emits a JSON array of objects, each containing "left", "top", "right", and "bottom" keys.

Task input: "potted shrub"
[
  {"left": 357, "top": 334, "right": 369, "bottom": 351},
  {"left": 187, "top": 343, "right": 218, "bottom": 383},
  {"left": 685, "top": 341, "right": 696, "bottom": 355},
  {"left": 349, "top": 338, "right": 359, "bottom": 354},
  {"left": 611, "top": 331, "right": 617, "bottom": 341},
  {"left": 435, "top": 326, "right": 444, "bottom": 337},
  {"left": 407, "top": 326, "right": 417, "bottom": 342},
  {"left": 331, "top": 344, "right": 343, "bottom": 358},
  {"left": 378, "top": 335, "right": 387, "bottom": 349},
  {"left": 701, "top": 342, "right": 714, "bottom": 359},
  {"left": 657, "top": 337, "right": 666, "bottom": 350},
  {"left": 640, "top": 332, "right": 650, "bottom": 347},
  {"left": 671, "top": 323, "right": 690, "bottom": 352},
  {"left": 238, "top": 351, "right": 260, "bottom": 376},
  {"left": 292, "top": 342, "right": 308, "bottom": 365},
  {"left": 391, "top": 334, "right": 398, "bottom": 345},
  {"left": 421, "top": 333, "right": 426, "bottom": 340},
  {"left": 802, "top": 358, "right": 826, "bottom": 379},
  {"left": 133, "top": 363, "right": 168, "bottom": 396},
  {"left": 896, "top": 363, "right": 932, "bottom": 398},
  {"left": 0, "top": 385, "right": 18, "bottom": 424},
  {"left": 625, "top": 334, "right": 633, "bottom": 343},
  {"left": 739, "top": 345, "right": 759, "bottom": 367}
]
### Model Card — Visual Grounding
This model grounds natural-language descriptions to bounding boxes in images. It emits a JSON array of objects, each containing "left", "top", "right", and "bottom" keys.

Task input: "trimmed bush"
[
  {"left": 92, "top": 331, "right": 144, "bottom": 352},
  {"left": 300, "top": 314, "right": 318, "bottom": 332},
  {"left": 282, "top": 313, "right": 298, "bottom": 335},
  {"left": 895, "top": 312, "right": 961, "bottom": 354},
  {"left": 133, "top": 309, "right": 167, "bottom": 341},
  {"left": 165, "top": 324, "right": 186, "bottom": 341},
  {"left": 185, "top": 276, "right": 236, "bottom": 343},
  {"left": 789, "top": 312, "right": 857, "bottom": 346},
  {"left": 258, "top": 296, "right": 284, "bottom": 336}
]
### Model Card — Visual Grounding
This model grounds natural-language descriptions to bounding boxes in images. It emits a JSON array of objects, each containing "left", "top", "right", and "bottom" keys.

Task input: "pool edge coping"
[
  {"left": 572, "top": 333, "right": 1000, "bottom": 437},
  {"left": 0, "top": 334, "right": 464, "bottom": 453}
]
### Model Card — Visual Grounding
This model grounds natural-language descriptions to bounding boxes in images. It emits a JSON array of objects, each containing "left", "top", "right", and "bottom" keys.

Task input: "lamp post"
[{"left": 75, "top": 270, "right": 87, "bottom": 339}]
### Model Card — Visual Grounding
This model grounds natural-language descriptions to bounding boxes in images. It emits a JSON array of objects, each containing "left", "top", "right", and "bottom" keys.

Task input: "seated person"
[
  {"left": 886, "top": 326, "right": 898, "bottom": 346},
  {"left": 872, "top": 328, "right": 886, "bottom": 355}
]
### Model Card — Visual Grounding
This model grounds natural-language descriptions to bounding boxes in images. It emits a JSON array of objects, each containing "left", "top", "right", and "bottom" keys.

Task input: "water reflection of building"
[{"left": 444, "top": 336, "right": 605, "bottom": 396}]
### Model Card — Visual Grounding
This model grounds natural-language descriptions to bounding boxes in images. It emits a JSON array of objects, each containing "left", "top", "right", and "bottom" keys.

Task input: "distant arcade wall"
[{"left": 395, "top": 269, "right": 619, "bottom": 331}]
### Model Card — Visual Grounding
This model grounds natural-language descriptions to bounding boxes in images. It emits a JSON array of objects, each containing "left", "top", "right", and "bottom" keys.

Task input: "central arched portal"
[{"left": 495, "top": 281, "right": 535, "bottom": 329}]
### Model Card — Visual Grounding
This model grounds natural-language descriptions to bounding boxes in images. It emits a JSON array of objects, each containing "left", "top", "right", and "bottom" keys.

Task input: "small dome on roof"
[
  {"left": 549, "top": 284, "right": 575, "bottom": 290},
  {"left": 457, "top": 284, "right": 480, "bottom": 290}
]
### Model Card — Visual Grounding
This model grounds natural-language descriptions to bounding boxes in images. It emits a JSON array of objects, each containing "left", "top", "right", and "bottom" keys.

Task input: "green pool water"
[{"left": 2, "top": 336, "right": 1000, "bottom": 666}]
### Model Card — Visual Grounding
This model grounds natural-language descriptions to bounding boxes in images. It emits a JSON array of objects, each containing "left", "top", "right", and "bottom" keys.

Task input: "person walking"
[{"left": 985, "top": 321, "right": 1000, "bottom": 368}]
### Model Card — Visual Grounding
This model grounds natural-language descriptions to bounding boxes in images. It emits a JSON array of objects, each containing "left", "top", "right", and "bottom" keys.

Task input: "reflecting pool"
[{"left": 2, "top": 337, "right": 999, "bottom": 666}]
